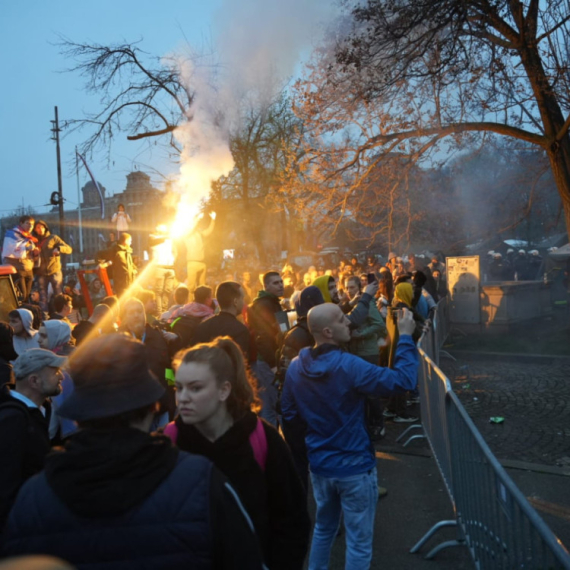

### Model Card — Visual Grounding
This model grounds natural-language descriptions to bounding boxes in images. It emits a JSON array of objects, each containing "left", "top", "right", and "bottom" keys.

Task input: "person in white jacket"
[{"left": 111, "top": 204, "right": 132, "bottom": 235}]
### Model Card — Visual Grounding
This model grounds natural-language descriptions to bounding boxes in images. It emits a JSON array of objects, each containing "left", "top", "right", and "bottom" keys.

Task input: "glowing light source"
[{"left": 169, "top": 201, "right": 201, "bottom": 239}]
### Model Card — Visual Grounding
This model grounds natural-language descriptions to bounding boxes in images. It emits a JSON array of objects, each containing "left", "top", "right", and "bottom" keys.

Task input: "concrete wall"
[{"left": 480, "top": 281, "right": 552, "bottom": 331}]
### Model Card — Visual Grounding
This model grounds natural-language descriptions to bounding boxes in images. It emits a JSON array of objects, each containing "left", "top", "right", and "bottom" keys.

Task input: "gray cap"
[{"left": 13, "top": 348, "right": 67, "bottom": 380}]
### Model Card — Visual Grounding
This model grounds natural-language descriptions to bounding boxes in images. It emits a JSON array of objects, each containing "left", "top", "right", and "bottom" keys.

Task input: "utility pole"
[{"left": 50, "top": 106, "right": 65, "bottom": 238}]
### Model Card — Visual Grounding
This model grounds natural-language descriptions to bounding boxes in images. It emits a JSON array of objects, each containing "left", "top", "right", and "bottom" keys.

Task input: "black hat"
[{"left": 58, "top": 334, "right": 164, "bottom": 421}]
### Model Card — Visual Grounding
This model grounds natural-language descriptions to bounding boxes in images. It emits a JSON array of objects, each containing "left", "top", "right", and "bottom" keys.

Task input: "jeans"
[
  {"left": 37, "top": 272, "right": 63, "bottom": 312},
  {"left": 252, "top": 360, "right": 278, "bottom": 426},
  {"left": 309, "top": 467, "right": 378, "bottom": 570}
]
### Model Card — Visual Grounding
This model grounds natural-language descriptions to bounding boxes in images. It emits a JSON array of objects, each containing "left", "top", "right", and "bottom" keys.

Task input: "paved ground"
[
  {"left": 323, "top": 446, "right": 473, "bottom": 569},
  {"left": 440, "top": 355, "right": 570, "bottom": 467}
]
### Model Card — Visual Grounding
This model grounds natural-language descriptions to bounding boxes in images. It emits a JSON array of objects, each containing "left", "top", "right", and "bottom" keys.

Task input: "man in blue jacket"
[{"left": 281, "top": 303, "right": 418, "bottom": 570}]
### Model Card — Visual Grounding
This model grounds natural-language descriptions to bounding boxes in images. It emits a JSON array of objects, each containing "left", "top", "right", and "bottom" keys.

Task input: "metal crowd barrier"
[
  {"left": 395, "top": 298, "right": 570, "bottom": 568},
  {"left": 446, "top": 390, "right": 570, "bottom": 569}
]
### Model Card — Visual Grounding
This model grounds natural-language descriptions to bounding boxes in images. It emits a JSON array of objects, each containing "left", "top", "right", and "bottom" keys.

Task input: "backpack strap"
[
  {"left": 163, "top": 421, "right": 178, "bottom": 444},
  {"left": 249, "top": 417, "right": 268, "bottom": 472}
]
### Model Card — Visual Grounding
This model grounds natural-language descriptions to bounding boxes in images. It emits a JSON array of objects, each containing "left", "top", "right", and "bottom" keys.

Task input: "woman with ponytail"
[{"left": 166, "top": 336, "right": 310, "bottom": 570}]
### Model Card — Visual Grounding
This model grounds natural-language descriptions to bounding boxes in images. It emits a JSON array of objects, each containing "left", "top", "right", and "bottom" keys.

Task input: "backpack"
[{"left": 163, "top": 417, "right": 268, "bottom": 472}]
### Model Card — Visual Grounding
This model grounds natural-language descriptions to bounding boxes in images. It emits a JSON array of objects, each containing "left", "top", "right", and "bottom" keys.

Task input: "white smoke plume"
[{"left": 168, "top": 0, "right": 338, "bottom": 220}]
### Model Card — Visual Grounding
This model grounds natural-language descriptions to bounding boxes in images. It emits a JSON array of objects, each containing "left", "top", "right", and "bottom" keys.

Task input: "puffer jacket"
[{"left": 2, "top": 451, "right": 263, "bottom": 569}]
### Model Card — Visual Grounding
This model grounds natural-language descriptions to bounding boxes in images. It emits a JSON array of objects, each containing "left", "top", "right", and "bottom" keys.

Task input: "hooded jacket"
[
  {"left": 2, "top": 428, "right": 264, "bottom": 569},
  {"left": 34, "top": 221, "right": 72, "bottom": 276},
  {"left": 281, "top": 336, "right": 418, "bottom": 478},
  {"left": 312, "top": 276, "right": 333, "bottom": 303},
  {"left": 12, "top": 309, "right": 40, "bottom": 356},
  {"left": 42, "top": 320, "right": 73, "bottom": 354}
]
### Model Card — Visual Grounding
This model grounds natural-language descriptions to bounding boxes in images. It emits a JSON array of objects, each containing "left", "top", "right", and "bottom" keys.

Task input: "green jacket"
[
  {"left": 36, "top": 223, "right": 72, "bottom": 276},
  {"left": 348, "top": 298, "right": 386, "bottom": 357}
]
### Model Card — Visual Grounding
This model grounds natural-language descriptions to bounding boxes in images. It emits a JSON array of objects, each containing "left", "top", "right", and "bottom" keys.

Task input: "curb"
[{"left": 446, "top": 350, "right": 570, "bottom": 365}]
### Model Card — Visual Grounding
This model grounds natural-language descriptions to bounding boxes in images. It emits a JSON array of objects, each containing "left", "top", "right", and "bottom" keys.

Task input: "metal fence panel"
[{"left": 446, "top": 390, "right": 570, "bottom": 569}]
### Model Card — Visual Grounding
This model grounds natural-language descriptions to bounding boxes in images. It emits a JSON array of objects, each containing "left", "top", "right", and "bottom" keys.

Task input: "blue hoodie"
[{"left": 281, "top": 336, "right": 418, "bottom": 478}]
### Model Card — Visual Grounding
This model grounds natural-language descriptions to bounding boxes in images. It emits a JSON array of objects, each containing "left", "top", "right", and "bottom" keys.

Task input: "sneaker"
[
  {"left": 393, "top": 414, "right": 419, "bottom": 423},
  {"left": 378, "top": 486, "right": 388, "bottom": 499},
  {"left": 383, "top": 409, "right": 397, "bottom": 418}
]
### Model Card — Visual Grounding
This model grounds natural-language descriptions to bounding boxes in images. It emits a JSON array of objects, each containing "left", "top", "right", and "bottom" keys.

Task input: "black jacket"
[
  {"left": 175, "top": 411, "right": 310, "bottom": 570},
  {"left": 111, "top": 243, "right": 135, "bottom": 295},
  {"left": 192, "top": 312, "right": 250, "bottom": 359},
  {"left": 71, "top": 320, "right": 95, "bottom": 346},
  {"left": 248, "top": 293, "right": 282, "bottom": 367},
  {"left": 2, "top": 429, "right": 264, "bottom": 569},
  {"left": 0, "top": 384, "right": 52, "bottom": 528}
]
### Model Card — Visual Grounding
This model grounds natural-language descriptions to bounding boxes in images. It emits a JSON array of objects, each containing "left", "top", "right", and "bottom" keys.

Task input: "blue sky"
[
  {"left": 0, "top": 0, "right": 222, "bottom": 216},
  {"left": 0, "top": 0, "right": 335, "bottom": 218}
]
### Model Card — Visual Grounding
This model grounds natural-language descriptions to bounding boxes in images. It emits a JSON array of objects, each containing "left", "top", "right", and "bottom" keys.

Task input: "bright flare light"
[{"left": 169, "top": 201, "right": 201, "bottom": 239}]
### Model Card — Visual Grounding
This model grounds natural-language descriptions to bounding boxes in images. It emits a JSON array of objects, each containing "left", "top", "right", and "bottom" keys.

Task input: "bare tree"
[
  {"left": 58, "top": 38, "right": 206, "bottom": 160},
  {"left": 288, "top": 1, "right": 570, "bottom": 240}
]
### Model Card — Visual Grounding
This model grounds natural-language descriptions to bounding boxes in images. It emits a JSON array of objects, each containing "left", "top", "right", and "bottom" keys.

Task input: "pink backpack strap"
[
  {"left": 163, "top": 421, "right": 178, "bottom": 444},
  {"left": 249, "top": 418, "right": 268, "bottom": 472}
]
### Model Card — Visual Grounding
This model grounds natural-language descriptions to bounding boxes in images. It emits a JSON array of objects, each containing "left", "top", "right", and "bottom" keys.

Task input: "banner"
[{"left": 76, "top": 152, "right": 105, "bottom": 219}]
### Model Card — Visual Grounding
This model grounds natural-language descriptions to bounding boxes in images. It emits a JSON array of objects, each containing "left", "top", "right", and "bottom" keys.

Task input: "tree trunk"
[
  {"left": 519, "top": 41, "right": 570, "bottom": 242},
  {"left": 547, "top": 143, "right": 570, "bottom": 242}
]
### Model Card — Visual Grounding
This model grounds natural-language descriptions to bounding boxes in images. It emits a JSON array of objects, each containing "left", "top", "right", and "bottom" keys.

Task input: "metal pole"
[
  {"left": 75, "top": 146, "right": 84, "bottom": 253},
  {"left": 52, "top": 107, "right": 65, "bottom": 238}
]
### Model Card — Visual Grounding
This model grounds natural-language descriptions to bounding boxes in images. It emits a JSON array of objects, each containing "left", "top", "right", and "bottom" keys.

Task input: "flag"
[{"left": 76, "top": 152, "right": 105, "bottom": 219}]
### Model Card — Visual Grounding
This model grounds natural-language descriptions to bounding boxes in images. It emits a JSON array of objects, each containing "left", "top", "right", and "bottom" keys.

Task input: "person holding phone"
[
  {"left": 281, "top": 303, "right": 418, "bottom": 569},
  {"left": 344, "top": 276, "right": 387, "bottom": 440}
]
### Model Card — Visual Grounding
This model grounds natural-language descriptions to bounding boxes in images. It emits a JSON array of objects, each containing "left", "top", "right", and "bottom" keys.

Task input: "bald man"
[{"left": 281, "top": 303, "right": 418, "bottom": 569}]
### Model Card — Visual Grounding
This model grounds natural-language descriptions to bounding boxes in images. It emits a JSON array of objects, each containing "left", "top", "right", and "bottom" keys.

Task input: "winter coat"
[
  {"left": 192, "top": 312, "right": 250, "bottom": 359},
  {"left": 281, "top": 338, "right": 418, "bottom": 478},
  {"left": 348, "top": 297, "right": 386, "bottom": 357},
  {"left": 0, "top": 384, "right": 52, "bottom": 528},
  {"left": 174, "top": 411, "right": 310, "bottom": 570},
  {"left": 248, "top": 291, "right": 282, "bottom": 367},
  {"left": 111, "top": 243, "right": 136, "bottom": 295},
  {"left": 12, "top": 308, "right": 40, "bottom": 356},
  {"left": 35, "top": 221, "right": 72, "bottom": 276},
  {"left": 2, "top": 428, "right": 264, "bottom": 569}
]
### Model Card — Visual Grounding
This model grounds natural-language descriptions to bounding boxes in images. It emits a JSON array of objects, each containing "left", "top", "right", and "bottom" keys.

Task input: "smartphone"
[{"left": 367, "top": 273, "right": 376, "bottom": 284}]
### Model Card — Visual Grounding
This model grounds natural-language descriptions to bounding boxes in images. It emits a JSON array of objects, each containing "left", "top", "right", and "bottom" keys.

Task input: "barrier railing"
[
  {"left": 395, "top": 298, "right": 570, "bottom": 567},
  {"left": 446, "top": 390, "right": 570, "bottom": 569}
]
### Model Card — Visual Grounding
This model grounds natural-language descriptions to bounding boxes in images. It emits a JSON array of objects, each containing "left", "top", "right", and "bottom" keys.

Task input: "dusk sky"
[{"left": 1, "top": 0, "right": 333, "bottom": 218}]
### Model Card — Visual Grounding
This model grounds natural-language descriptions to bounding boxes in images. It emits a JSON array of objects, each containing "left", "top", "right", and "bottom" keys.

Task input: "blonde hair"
[{"left": 174, "top": 337, "right": 260, "bottom": 419}]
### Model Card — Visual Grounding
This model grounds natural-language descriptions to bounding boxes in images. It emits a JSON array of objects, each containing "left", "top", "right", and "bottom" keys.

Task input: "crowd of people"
[
  {"left": 484, "top": 248, "right": 544, "bottom": 281},
  {"left": 1, "top": 213, "right": 452, "bottom": 569}
]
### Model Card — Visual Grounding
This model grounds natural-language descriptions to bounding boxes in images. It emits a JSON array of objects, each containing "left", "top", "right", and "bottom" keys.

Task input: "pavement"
[
  {"left": 322, "top": 432, "right": 473, "bottom": 569},
  {"left": 322, "top": 352, "right": 570, "bottom": 568}
]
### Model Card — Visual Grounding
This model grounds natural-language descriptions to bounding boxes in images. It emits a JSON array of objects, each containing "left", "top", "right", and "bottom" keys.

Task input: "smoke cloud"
[{"left": 169, "top": 0, "right": 338, "bottom": 214}]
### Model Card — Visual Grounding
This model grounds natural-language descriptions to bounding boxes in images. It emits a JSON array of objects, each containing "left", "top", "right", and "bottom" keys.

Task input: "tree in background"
[{"left": 286, "top": 1, "right": 570, "bottom": 242}]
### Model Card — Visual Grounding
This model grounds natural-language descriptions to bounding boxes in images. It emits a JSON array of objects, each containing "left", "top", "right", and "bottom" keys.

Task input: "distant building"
[{"left": 1, "top": 171, "right": 173, "bottom": 263}]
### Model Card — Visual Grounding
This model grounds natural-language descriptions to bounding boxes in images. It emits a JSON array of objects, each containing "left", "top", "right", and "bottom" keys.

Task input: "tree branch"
[
  {"left": 366, "top": 121, "right": 546, "bottom": 149},
  {"left": 127, "top": 126, "right": 177, "bottom": 140}
]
